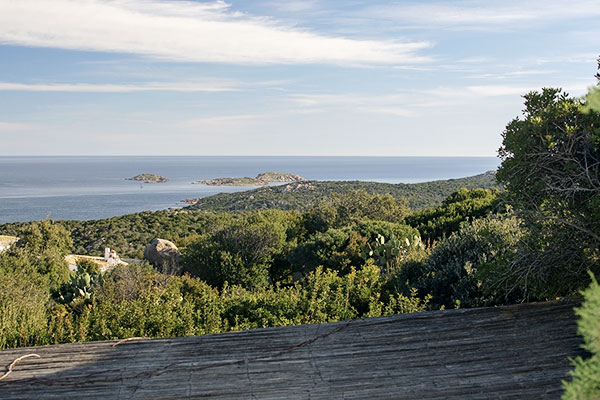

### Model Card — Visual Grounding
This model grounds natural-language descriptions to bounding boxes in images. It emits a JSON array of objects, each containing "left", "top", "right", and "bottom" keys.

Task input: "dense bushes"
[
  {"left": 0, "top": 185, "right": 524, "bottom": 351},
  {"left": 182, "top": 211, "right": 291, "bottom": 289},
  {"left": 395, "top": 216, "right": 525, "bottom": 310},
  {"left": 0, "top": 220, "right": 72, "bottom": 348},
  {"left": 181, "top": 194, "right": 415, "bottom": 287},
  {"left": 0, "top": 266, "right": 49, "bottom": 349},
  {"left": 0, "top": 261, "right": 431, "bottom": 349},
  {"left": 405, "top": 188, "right": 500, "bottom": 243},
  {"left": 305, "top": 189, "right": 410, "bottom": 231}
]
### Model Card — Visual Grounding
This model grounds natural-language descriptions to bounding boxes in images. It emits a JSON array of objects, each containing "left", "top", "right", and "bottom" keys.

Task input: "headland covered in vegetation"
[
  {"left": 193, "top": 171, "right": 306, "bottom": 186},
  {"left": 1, "top": 63, "right": 600, "bottom": 398},
  {"left": 185, "top": 170, "right": 498, "bottom": 211}
]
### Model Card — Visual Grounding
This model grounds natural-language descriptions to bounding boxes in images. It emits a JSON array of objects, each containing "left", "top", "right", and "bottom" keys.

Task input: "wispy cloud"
[
  {"left": 0, "top": 0, "right": 430, "bottom": 65},
  {"left": 288, "top": 82, "right": 592, "bottom": 117},
  {"left": 0, "top": 81, "right": 238, "bottom": 93},
  {"left": 361, "top": 0, "right": 600, "bottom": 30},
  {"left": 289, "top": 93, "right": 421, "bottom": 116}
]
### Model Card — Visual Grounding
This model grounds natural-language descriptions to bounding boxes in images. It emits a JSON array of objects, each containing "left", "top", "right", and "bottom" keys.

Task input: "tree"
[
  {"left": 288, "top": 228, "right": 367, "bottom": 276},
  {"left": 496, "top": 63, "right": 600, "bottom": 297},
  {"left": 10, "top": 220, "right": 73, "bottom": 290},
  {"left": 302, "top": 189, "right": 410, "bottom": 234},
  {"left": 182, "top": 217, "right": 287, "bottom": 290}
]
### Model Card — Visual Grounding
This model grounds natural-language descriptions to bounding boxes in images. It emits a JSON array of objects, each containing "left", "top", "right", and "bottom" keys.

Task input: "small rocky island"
[
  {"left": 194, "top": 172, "right": 306, "bottom": 186},
  {"left": 126, "top": 173, "right": 168, "bottom": 183}
]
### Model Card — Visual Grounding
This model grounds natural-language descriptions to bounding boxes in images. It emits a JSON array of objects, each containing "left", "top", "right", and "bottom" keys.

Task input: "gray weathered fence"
[{"left": 0, "top": 301, "right": 585, "bottom": 399}]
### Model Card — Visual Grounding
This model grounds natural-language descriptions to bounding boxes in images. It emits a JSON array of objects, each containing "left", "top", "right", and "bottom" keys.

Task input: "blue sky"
[{"left": 0, "top": 0, "right": 598, "bottom": 156}]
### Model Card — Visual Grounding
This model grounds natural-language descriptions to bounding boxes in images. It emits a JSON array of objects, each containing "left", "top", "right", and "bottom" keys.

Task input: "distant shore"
[{"left": 193, "top": 172, "right": 306, "bottom": 186}]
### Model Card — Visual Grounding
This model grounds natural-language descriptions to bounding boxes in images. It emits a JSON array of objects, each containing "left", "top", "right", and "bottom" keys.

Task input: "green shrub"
[
  {"left": 562, "top": 273, "right": 600, "bottom": 399},
  {"left": 289, "top": 228, "right": 366, "bottom": 276},
  {"left": 405, "top": 188, "right": 500, "bottom": 243},
  {"left": 77, "top": 259, "right": 101, "bottom": 274},
  {"left": 402, "top": 216, "right": 524, "bottom": 309},
  {"left": 11, "top": 220, "right": 72, "bottom": 290},
  {"left": 302, "top": 190, "right": 410, "bottom": 235},
  {"left": 182, "top": 214, "right": 288, "bottom": 289},
  {"left": 0, "top": 267, "right": 49, "bottom": 349}
]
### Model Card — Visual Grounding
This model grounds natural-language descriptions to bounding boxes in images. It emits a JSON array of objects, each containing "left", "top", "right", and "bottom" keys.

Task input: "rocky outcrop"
[
  {"left": 144, "top": 238, "right": 182, "bottom": 275},
  {"left": 256, "top": 172, "right": 306, "bottom": 183},
  {"left": 126, "top": 174, "right": 168, "bottom": 183}
]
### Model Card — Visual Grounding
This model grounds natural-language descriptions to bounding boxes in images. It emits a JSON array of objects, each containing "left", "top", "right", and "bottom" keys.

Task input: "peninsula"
[
  {"left": 194, "top": 171, "right": 305, "bottom": 186},
  {"left": 126, "top": 173, "right": 168, "bottom": 183}
]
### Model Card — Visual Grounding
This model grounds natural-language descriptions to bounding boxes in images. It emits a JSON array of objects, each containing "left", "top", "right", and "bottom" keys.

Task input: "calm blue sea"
[{"left": 0, "top": 156, "right": 500, "bottom": 223}]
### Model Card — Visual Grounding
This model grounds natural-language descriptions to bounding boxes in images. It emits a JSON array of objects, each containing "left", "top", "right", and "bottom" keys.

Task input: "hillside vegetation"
[
  {"left": 0, "top": 172, "right": 498, "bottom": 259},
  {"left": 186, "top": 171, "right": 499, "bottom": 212}
]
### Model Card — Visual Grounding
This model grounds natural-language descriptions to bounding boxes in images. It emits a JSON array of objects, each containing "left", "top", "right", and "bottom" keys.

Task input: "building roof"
[
  {"left": 0, "top": 235, "right": 18, "bottom": 247},
  {"left": 0, "top": 301, "right": 585, "bottom": 399},
  {"left": 64, "top": 255, "right": 128, "bottom": 271}
]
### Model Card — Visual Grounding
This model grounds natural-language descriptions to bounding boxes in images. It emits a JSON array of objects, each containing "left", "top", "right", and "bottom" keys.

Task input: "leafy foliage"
[
  {"left": 182, "top": 211, "right": 290, "bottom": 289},
  {"left": 562, "top": 273, "right": 600, "bottom": 399},
  {"left": 9, "top": 220, "right": 73, "bottom": 290},
  {"left": 0, "top": 264, "right": 49, "bottom": 349},
  {"left": 497, "top": 84, "right": 600, "bottom": 297},
  {"left": 406, "top": 188, "right": 501, "bottom": 243},
  {"left": 289, "top": 228, "right": 366, "bottom": 276},
  {"left": 397, "top": 216, "right": 524, "bottom": 310}
]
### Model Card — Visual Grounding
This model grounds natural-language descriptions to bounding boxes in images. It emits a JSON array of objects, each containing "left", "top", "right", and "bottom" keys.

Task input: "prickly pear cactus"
[
  {"left": 55, "top": 269, "right": 102, "bottom": 305},
  {"left": 361, "top": 230, "right": 423, "bottom": 275}
]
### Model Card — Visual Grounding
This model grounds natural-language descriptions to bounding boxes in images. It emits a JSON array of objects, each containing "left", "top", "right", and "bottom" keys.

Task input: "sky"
[{"left": 0, "top": 0, "right": 599, "bottom": 156}]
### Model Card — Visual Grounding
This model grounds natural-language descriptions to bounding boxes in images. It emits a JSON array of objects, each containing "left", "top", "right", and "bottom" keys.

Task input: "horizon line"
[{"left": 0, "top": 154, "right": 500, "bottom": 158}]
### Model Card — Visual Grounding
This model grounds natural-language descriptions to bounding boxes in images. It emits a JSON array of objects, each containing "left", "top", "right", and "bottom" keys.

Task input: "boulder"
[{"left": 144, "top": 238, "right": 182, "bottom": 275}]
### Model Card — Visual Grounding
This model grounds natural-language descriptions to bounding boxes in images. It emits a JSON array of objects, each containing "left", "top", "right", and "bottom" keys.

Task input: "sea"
[{"left": 0, "top": 156, "right": 500, "bottom": 224}]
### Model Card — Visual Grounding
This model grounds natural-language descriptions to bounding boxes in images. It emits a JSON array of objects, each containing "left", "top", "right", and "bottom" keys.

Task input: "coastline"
[{"left": 0, "top": 156, "right": 500, "bottom": 224}]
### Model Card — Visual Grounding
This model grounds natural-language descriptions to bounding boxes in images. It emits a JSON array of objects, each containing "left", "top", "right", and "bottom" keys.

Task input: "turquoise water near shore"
[{"left": 0, "top": 156, "right": 499, "bottom": 223}]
